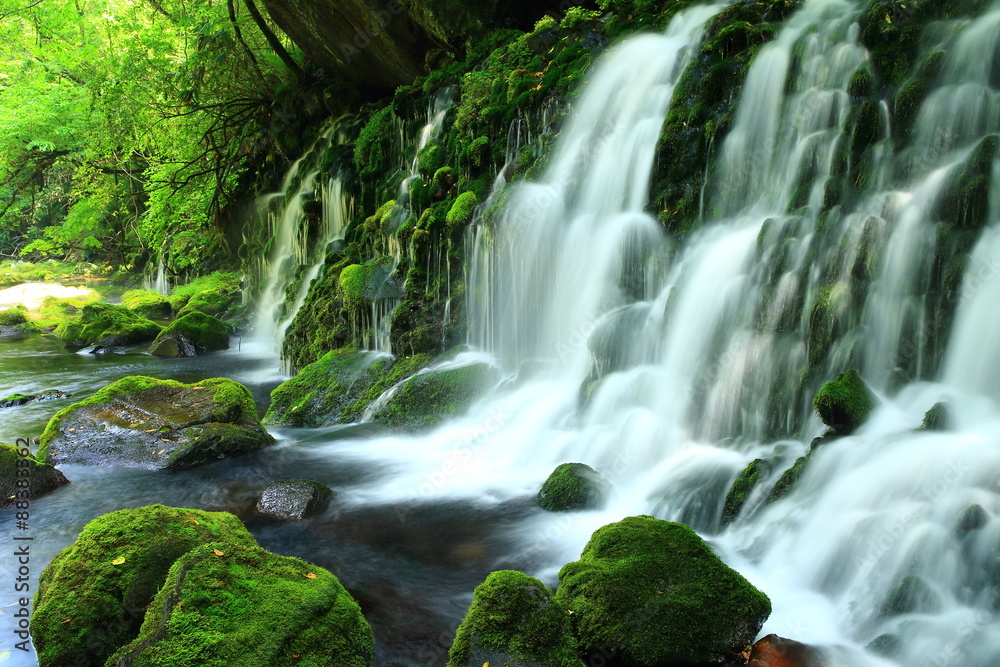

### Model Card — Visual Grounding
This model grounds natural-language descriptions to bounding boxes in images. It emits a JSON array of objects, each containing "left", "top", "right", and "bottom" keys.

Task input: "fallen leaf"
[
  {"left": 157, "top": 449, "right": 164, "bottom": 455},
  {"left": 61, "top": 619, "right": 71, "bottom": 624},
  {"left": 112, "top": 556, "right": 126, "bottom": 565},
  {"left": 213, "top": 549, "right": 224, "bottom": 556},
  {"left": 161, "top": 438, "right": 170, "bottom": 442},
  {"left": 67, "top": 427, "right": 75, "bottom": 431},
  {"left": 129, "top": 423, "right": 140, "bottom": 427},
  {"left": 145, "top": 429, "right": 156, "bottom": 432},
  {"left": 304, "top": 573, "right": 317, "bottom": 579}
]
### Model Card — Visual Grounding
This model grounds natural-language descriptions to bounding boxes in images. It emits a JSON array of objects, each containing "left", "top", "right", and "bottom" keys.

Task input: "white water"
[{"left": 264, "top": 0, "right": 1000, "bottom": 665}]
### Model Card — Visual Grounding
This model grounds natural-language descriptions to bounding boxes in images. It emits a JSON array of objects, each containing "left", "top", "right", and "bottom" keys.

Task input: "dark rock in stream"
[
  {"left": 0, "top": 442, "right": 68, "bottom": 507},
  {"left": 0, "top": 389, "right": 70, "bottom": 408},
  {"left": 38, "top": 375, "right": 274, "bottom": 469},
  {"left": 257, "top": 479, "right": 334, "bottom": 519}
]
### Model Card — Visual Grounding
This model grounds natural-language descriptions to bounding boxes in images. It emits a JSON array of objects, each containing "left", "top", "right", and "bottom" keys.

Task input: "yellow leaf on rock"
[
  {"left": 305, "top": 573, "right": 317, "bottom": 579},
  {"left": 112, "top": 556, "right": 126, "bottom": 565},
  {"left": 213, "top": 549, "right": 224, "bottom": 556}
]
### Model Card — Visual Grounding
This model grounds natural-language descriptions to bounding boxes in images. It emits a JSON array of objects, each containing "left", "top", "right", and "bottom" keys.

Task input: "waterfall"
[{"left": 142, "top": 254, "right": 169, "bottom": 295}]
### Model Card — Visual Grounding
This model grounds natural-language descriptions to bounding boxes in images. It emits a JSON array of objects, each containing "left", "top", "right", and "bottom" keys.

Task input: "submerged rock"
[
  {"left": 38, "top": 376, "right": 274, "bottom": 469},
  {"left": 921, "top": 401, "right": 951, "bottom": 431},
  {"left": 257, "top": 479, "right": 334, "bottom": 519},
  {"left": 556, "top": 516, "right": 771, "bottom": 666},
  {"left": 879, "top": 575, "right": 941, "bottom": 617},
  {"left": 0, "top": 389, "right": 69, "bottom": 408},
  {"left": 31, "top": 505, "right": 258, "bottom": 667},
  {"left": 150, "top": 311, "right": 230, "bottom": 357},
  {"left": 812, "top": 369, "right": 878, "bottom": 435},
  {"left": 0, "top": 442, "right": 68, "bottom": 508},
  {"left": 537, "top": 462, "right": 612, "bottom": 512},
  {"left": 722, "top": 458, "right": 773, "bottom": 525},
  {"left": 447, "top": 570, "right": 582, "bottom": 667},
  {"left": 54, "top": 302, "right": 162, "bottom": 348},
  {"left": 108, "top": 542, "right": 374, "bottom": 666}
]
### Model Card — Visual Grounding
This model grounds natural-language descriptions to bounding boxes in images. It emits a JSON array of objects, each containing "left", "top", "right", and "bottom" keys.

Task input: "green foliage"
[
  {"left": 31, "top": 505, "right": 258, "bottom": 667},
  {"left": 447, "top": 570, "right": 581, "bottom": 667},
  {"left": 561, "top": 8, "right": 602, "bottom": 30},
  {"left": 556, "top": 516, "right": 771, "bottom": 666}
]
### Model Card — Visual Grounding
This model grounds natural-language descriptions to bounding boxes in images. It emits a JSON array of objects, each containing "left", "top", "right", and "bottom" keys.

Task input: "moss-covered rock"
[
  {"left": 0, "top": 304, "right": 35, "bottom": 330},
  {"left": 176, "top": 287, "right": 241, "bottom": 320},
  {"left": 54, "top": 303, "right": 162, "bottom": 348},
  {"left": 537, "top": 462, "right": 612, "bottom": 512},
  {"left": 764, "top": 454, "right": 810, "bottom": 505},
  {"left": 264, "top": 349, "right": 396, "bottom": 426},
  {"left": 0, "top": 389, "right": 69, "bottom": 408},
  {"left": 121, "top": 289, "right": 172, "bottom": 319},
  {"left": 371, "top": 362, "right": 498, "bottom": 431},
  {"left": 447, "top": 570, "right": 582, "bottom": 667},
  {"left": 445, "top": 191, "right": 478, "bottom": 229},
  {"left": 879, "top": 575, "right": 940, "bottom": 617},
  {"left": 150, "top": 311, "right": 230, "bottom": 357},
  {"left": 39, "top": 376, "right": 274, "bottom": 469},
  {"left": 721, "top": 458, "right": 772, "bottom": 525},
  {"left": 556, "top": 516, "right": 771, "bottom": 666},
  {"left": 31, "top": 505, "right": 258, "bottom": 667},
  {"left": 0, "top": 442, "right": 68, "bottom": 508},
  {"left": 812, "top": 370, "right": 878, "bottom": 435},
  {"left": 167, "top": 271, "right": 240, "bottom": 314},
  {"left": 257, "top": 479, "right": 334, "bottom": 519},
  {"left": 921, "top": 401, "right": 951, "bottom": 431},
  {"left": 108, "top": 542, "right": 374, "bottom": 666}
]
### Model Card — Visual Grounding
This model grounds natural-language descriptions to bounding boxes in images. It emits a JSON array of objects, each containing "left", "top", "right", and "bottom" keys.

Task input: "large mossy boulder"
[
  {"left": 150, "top": 311, "right": 230, "bottom": 357},
  {"left": 257, "top": 479, "right": 334, "bottom": 519},
  {"left": 120, "top": 289, "right": 172, "bottom": 319},
  {"left": 556, "top": 516, "right": 771, "bottom": 666},
  {"left": 54, "top": 303, "right": 162, "bottom": 348},
  {"left": 812, "top": 370, "right": 878, "bottom": 435},
  {"left": 447, "top": 570, "right": 582, "bottom": 667},
  {"left": 538, "top": 462, "right": 612, "bottom": 512},
  {"left": 38, "top": 376, "right": 274, "bottom": 469},
  {"left": 264, "top": 349, "right": 398, "bottom": 427},
  {"left": 0, "top": 442, "right": 68, "bottom": 508},
  {"left": 107, "top": 542, "right": 375, "bottom": 666},
  {"left": 371, "top": 362, "right": 498, "bottom": 431},
  {"left": 175, "top": 287, "right": 240, "bottom": 320},
  {"left": 31, "top": 505, "right": 258, "bottom": 667}
]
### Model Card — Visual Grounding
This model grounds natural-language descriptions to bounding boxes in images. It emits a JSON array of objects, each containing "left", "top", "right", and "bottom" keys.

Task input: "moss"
[
  {"left": 560, "top": 7, "right": 601, "bottom": 31},
  {"left": 879, "top": 575, "right": 940, "bottom": 617},
  {"left": 108, "top": 542, "right": 373, "bottom": 666},
  {"left": 445, "top": 191, "right": 478, "bottom": 230},
  {"left": 176, "top": 287, "right": 240, "bottom": 320},
  {"left": 167, "top": 272, "right": 239, "bottom": 313},
  {"left": 447, "top": 570, "right": 581, "bottom": 667},
  {"left": 338, "top": 353, "right": 433, "bottom": 422},
  {"left": 151, "top": 311, "right": 230, "bottom": 356},
  {"left": 765, "top": 454, "right": 809, "bottom": 505},
  {"left": 417, "top": 143, "right": 446, "bottom": 176},
  {"left": 921, "top": 401, "right": 951, "bottom": 431},
  {"left": 354, "top": 105, "right": 400, "bottom": 184},
  {"left": 372, "top": 362, "right": 496, "bottom": 431},
  {"left": 936, "top": 135, "right": 998, "bottom": 230},
  {"left": 0, "top": 305, "right": 29, "bottom": 326},
  {"left": 408, "top": 178, "right": 435, "bottom": 213},
  {"left": 264, "top": 349, "right": 393, "bottom": 427},
  {"left": 537, "top": 463, "right": 612, "bottom": 512},
  {"left": 0, "top": 441, "right": 68, "bottom": 508},
  {"left": 31, "top": 505, "right": 258, "bottom": 667},
  {"left": 30, "top": 292, "right": 102, "bottom": 328},
  {"left": 721, "top": 458, "right": 771, "bottom": 525},
  {"left": 555, "top": 516, "right": 771, "bottom": 666},
  {"left": 813, "top": 370, "right": 878, "bottom": 435},
  {"left": 54, "top": 303, "right": 162, "bottom": 348},
  {"left": 121, "top": 289, "right": 172, "bottom": 319}
]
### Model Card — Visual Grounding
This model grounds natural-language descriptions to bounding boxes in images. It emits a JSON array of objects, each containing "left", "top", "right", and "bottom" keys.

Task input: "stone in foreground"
[
  {"left": 556, "top": 516, "right": 771, "bottom": 666},
  {"left": 0, "top": 442, "right": 68, "bottom": 508},
  {"left": 38, "top": 376, "right": 274, "bottom": 468}
]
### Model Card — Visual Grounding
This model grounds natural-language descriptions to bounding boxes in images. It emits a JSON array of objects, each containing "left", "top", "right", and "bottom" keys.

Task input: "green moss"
[
  {"left": 408, "top": 178, "right": 435, "bottom": 214},
  {"left": 54, "top": 303, "right": 162, "bottom": 348},
  {"left": 447, "top": 570, "right": 581, "bottom": 667},
  {"left": 0, "top": 305, "right": 29, "bottom": 326},
  {"left": 560, "top": 7, "right": 601, "bottom": 31},
  {"left": 813, "top": 369, "right": 878, "bottom": 435},
  {"left": 417, "top": 144, "right": 446, "bottom": 176},
  {"left": 721, "top": 458, "right": 771, "bottom": 525},
  {"left": 108, "top": 542, "right": 373, "bottom": 666},
  {"left": 354, "top": 105, "right": 399, "bottom": 184},
  {"left": 555, "top": 516, "right": 771, "bottom": 666},
  {"left": 936, "top": 135, "right": 998, "bottom": 230},
  {"left": 921, "top": 401, "right": 951, "bottom": 431},
  {"left": 30, "top": 292, "right": 102, "bottom": 328},
  {"left": 879, "top": 575, "right": 939, "bottom": 617},
  {"left": 537, "top": 463, "right": 611, "bottom": 512},
  {"left": 151, "top": 311, "right": 230, "bottom": 356},
  {"left": 167, "top": 272, "right": 239, "bottom": 313},
  {"left": 121, "top": 289, "right": 172, "bottom": 318},
  {"left": 31, "top": 505, "right": 258, "bottom": 667},
  {"left": 0, "top": 441, "right": 68, "bottom": 508},
  {"left": 765, "top": 454, "right": 809, "bottom": 505},
  {"left": 445, "top": 191, "right": 478, "bottom": 230},
  {"left": 372, "top": 362, "right": 496, "bottom": 431}
]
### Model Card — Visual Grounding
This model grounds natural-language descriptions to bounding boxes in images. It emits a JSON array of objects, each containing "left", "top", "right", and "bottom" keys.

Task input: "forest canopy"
[{"left": 0, "top": 0, "right": 309, "bottom": 274}]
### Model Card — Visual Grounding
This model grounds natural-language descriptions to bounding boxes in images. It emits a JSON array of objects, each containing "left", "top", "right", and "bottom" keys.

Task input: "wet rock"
[
  {"left": 108, "top": 542, "right": 374, "bottom": 666},
  {"left": 537, "top": 462, "right": 612, "bottom": 512},
  {"left": 38, "top": 376, "right": 274, "bottom": 469},
  {"left": 257, "top": 479, "right": 334, "bottom": 519},
  {"left": 921, "top": 401, "right": 951, "bottom": 431},
  {"left": 31, "top": 505, "right": 258, "bottom": 667},
  {"left": 150, "top": 311, "right": 229, "bottom": 357},
  {"left": 0, "top": 389, "right": 69, "bottom": 408},
  {"left": 722, "top": 458, "right": 772, "bottom": 525},
  {"left": 372, "top": 362, "right": 499, "bottom": 431},
  {"left": 957, "top": 503, "right": 988, "bottom": 534},
  {"left": 748, "top": 634, "right": 827, "bottom": 666},
  {"left": 879, "top": 575, "right": 941, "bottom": 617},
  {"left": 0, "top": 442, "right": 68, "bottom": 508},
  {"left": 812, "top": 369, "right": 878, "bottom": 435},
  {"left": 53, "top": 302, "right": 162, "bottom": 348},
  {"left": 866, "top": 633, "right": 900, "bottom": 658},
  {"left": 447, "top": 570, "right": 582, "bottom": 667},
  {"left": 556, "top": 516, "right": 771, "bottom": 666}
]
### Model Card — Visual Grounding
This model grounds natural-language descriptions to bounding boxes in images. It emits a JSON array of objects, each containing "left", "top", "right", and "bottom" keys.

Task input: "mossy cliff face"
[
  {"left": 39, "top": 376, "right": 274, "bottom": 469},
  {"left": 556, "top": 516, "right": 771, "bottom": 666},
  {"left": 31, "top": 505, "right": 258, "bottom": 666}
]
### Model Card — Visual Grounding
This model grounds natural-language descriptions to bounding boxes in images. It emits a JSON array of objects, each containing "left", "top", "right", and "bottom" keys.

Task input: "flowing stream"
[{"left": 6, "top": 1, "right": 1000, "bottom": 665}]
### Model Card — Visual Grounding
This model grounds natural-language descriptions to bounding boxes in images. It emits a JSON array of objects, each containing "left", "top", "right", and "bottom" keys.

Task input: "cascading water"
[
  {"left": 142, "top": 254, "right": 169, "bottom": 295},
  {"left": 325, "top": 0, "right": 1000, "bottom": 665}
]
